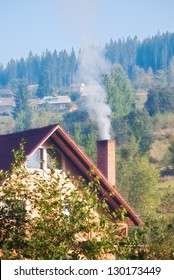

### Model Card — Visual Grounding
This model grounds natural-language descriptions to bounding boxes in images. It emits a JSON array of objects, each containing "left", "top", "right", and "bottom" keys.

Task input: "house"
[
  {"left": 37, "top": 95, "right": 75, "bottom": 112},
  {"left": 0, "top": 124, "right": 143, "bottom": 234},
  {"left": 0, "top": 89, "right": 14, "bottom": 98},
  {"left": 0, "top": 97, "right": 15, "bottom": 116},
  {"left": 70, "top": 83, "right": 86, "bottom": 94},
  {"left": 0, "top": 98, "right": 15, "bottom": 116},
  {"left": 0, "top": 89, "right": 15, "bottom": 116},
  {"left": 28, "top": 84, "right": 38, "bottom": 98}
]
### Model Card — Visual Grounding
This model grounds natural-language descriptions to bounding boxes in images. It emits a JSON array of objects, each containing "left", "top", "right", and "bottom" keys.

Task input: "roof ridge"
[{"left": 0, "top": 123, "right": 60, "bottom": 137}]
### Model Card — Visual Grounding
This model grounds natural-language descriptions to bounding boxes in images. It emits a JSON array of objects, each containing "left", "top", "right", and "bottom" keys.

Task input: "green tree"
[
  {"left": 145, "top": 87, "right": 174, "bottom": 116},
  {"left": 1, "top": 143, "right": 174, "bottom": 260},
  {"left": 133, "top": 216, "right": 174, "bottom": 260},
  {"left": 13, "top": 80, "right": 31, "bottom": 131},
  {"left": 116, "top": 138, "right": 159, "bottom": 217},
  {"left": 0, "top": 144, "right": 135, "bottom": 260},
  {"left": 36, "top": 70, "right": 52, "bottom": 98},
  {"left": 0, "top": 142, "right": 30, "bottom": 259},
  {"left": 132, "top": 66, "right": 154, "bottom": 90},
  {"left": 168, "top": 56, "right": 174, "bottom": 87},
  {"left": 166, "top": 134, "right": 174, "bottom": 168},
  {"left": 31, "top": 109, "right": 51, "bottom": 128},
  {"left": 62, "top": 110, "right": 99, "bottom": 162},
  {"left": 127, "top": 109, "right": 153, "bottom": 155},
  {"left": 104, "top": 64, "right": 135, "bottom": 118},
  {"left": 153, "top": 70, "right": 167, "bottom": 88}
]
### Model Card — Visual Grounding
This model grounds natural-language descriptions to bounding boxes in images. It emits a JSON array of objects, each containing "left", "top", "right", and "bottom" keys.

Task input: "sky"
[{"left": 0, "top": 0, "right": 174, "bottom": 66}]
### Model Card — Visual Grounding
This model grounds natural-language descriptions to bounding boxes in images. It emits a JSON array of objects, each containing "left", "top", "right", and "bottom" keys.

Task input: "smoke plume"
[{"left": 76, "top": 46, "right": 111, "bottom": 139}]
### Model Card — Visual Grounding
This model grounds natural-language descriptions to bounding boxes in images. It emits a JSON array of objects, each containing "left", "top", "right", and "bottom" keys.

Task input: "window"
[
  {"left": 60, "top": 104, "right": 66, "bottom": 109},
  {"left": 26, "top": 147, "right": 61, "bottom": 170},
  {"left": 26, "top": 149, "right": 41, "bottom": 169},
  {"left": 47, "top": 148, "right": 61, "bottom": 170}
]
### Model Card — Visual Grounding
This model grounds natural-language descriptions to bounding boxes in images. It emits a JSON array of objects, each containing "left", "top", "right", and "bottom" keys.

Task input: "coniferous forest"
[{"left": 0, "top": 31, "right": 174, "bottom": 88}]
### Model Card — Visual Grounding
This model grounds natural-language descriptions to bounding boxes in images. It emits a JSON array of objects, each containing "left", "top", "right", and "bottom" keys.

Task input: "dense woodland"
[
  {"left": 0, "top": 31, "right": 174, "bottom": 88},
  {"left": 1, "top": 32, "right": 174, "bottom": 259}
]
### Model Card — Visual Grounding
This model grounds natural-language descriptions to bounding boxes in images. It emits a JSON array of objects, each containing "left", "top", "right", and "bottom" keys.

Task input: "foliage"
[
  {"left": 145, "top": 87, "right": 174, "bottom": 116},
  {"left": 0, "top": 49, "right": 77, "bottom": 88},
  {"left": 132, "top": 216, "right": 174, "bottom": 260},
  {"left": 167, "top": 134, "right": 174, "bottom": 167},
  {"left": 168, "top": 56, "right": 174, "bottom": 87},
  {"left": 152, "top": 112, "right": 174, "bottom": 131},
  {"left": 0, "top": 144, "right": 135, "bottom": 260},
  {"left": 111, "top": 109, "right": 153, "bottom": 154},
  {"left": 104, "top": 64, "right": 135, "bottom": 118},
  {"left": 126, "top": 109, "right": 153, "bottom": 155},
  {"left": 12, "top": 80, "right": 32, "bottom": 131},
  {"left": 36, "top": 70, "right": 52, "bottom": 98},
  {"left": 0, "top": 142, "right": 30, "bottom": 259},
  {"left": 157, "top": 185, "right": 174, "bottom": 214},
  {"left": 105, "top": 32, "right": 174, "bottom": 76},
  {"left": 136, "top": 32, "right": 174, "bottom": 72},
  {"left": 31, "top": 109, "right": 51, "bottom": 128},
  {"left": 111, "top": 116, "right": 130, "bottom": 145},
  {"left": 116, "top": 138, "right": 159, "bottom": 217},
  {"left": 1, "top": 32, "right": 174, "bottom": 88},
  {"left": 1, "top": 142, "right": 174, "bottom": 260},
  {"left": 62, "top": 110, "right": 99, "bottom": 162},
  {"left": 132, "top": 66, "right": 154, "bottom": 89}
]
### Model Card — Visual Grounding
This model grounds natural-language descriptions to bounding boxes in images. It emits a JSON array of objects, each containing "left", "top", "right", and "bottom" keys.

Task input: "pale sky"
[{"left": 0, "top": 0, "right": 174, "bottom": 66}]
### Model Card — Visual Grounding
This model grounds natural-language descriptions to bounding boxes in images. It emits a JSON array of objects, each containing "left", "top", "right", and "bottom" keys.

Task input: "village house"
[
  {"left": 37, "top": 95, "right": 76, "bottom": 112},
  {"left": 0, "top": 89, "right": 15, "bottom": 116},
  {"left": 0, "top": 123, "right": 143, "bottom": 237},
  {"left": 70, "top": 83, "right": 86, "bottom": 94}
]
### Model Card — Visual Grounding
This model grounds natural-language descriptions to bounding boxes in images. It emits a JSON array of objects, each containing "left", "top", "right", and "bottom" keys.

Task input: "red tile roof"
[{"left": 0, "top": 124, "right": 143, "bottom": 226}]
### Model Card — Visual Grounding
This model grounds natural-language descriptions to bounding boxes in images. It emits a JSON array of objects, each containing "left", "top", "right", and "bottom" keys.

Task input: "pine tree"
[
  {"left": 13, "top": 80, "right": 32, "bottom": 131},
  {"left": 36, "top": 70, "right": 52, "bottom": 98},
  {"left": 104, "top": 64, "right": 135, "bottom": 118}
]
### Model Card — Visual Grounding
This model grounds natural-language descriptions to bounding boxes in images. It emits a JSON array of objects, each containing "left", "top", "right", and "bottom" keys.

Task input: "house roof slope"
[
  {"left": 52, "top": 125, "right": 143, "bottom": 226},
  {"left": 0, "top": 124, "right": 59, "bottom": 171},
  {"left": 0, "top": 124, "right": 143, "bottom": 226}
]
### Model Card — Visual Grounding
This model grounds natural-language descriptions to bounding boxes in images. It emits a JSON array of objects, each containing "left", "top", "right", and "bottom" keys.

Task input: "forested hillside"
[
  {"left": 0, "top": 32, "right": 174, "bottom": 88},
  {"left": 105, "top": 32, "right": 174, "bottom": 75}
]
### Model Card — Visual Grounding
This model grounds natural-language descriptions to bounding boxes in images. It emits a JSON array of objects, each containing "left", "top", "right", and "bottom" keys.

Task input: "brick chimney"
[{"left": 97, "top": 139, "right": 116, "bottom": 186}]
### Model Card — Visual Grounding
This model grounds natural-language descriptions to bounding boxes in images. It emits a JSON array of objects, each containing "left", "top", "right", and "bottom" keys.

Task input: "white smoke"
[{"left": 76, "top": 46, "right": 112, "bottom": 139}]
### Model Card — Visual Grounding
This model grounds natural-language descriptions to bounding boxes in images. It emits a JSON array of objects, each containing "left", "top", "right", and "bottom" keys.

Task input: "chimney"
[{"left": 97, "top": 139, "right": 116, "bottom": 186}]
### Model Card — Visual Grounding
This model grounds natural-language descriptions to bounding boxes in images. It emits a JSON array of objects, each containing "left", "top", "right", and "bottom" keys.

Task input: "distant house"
[
  {"left": 70, "top": 83, "right": 86, "bottom": 94},
  {"left": 37, "top": 95, "right": 76, "bottom": 112},
  {"left": 28, "top": 84, "right": 39, "bottom": 98},
  {"left": 0, "top": 89, "right": 15, "bottom": 116},
  {"left": 0, "top": 124, "right": 143, "bottom": 235},
  {"left": 0, "top": 98, "right": 15, "bottom": 116},
  {"left": 0, "top": 89, "right": 14, "bottom": 98}
]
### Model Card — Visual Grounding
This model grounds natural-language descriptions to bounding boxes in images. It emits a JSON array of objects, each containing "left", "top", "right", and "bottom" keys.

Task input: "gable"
[
  {"left": 0, "top": 124, "right": 59, "bottom": 171},
  {"left": 0, "top": 124, "right": 143, "bottom": 227}
]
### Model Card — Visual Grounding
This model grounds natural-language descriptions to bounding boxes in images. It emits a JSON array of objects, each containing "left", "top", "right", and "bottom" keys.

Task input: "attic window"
[
  {"left": 47, "top": 149, "right": 60, "bottom": 170},
  {"left": 26, "top": 147, "right": 61, "bottom": 170},
  {"left": 26, "top": 148, "right": 41, "bottom": 169}
]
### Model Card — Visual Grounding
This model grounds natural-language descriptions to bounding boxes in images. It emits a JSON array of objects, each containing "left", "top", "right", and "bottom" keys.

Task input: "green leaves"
[
  {"left": 0, "top": 145, "right": 130, "bottom": 260},
  {"left": 13, "top": 80, "right": 32, "bottom": 131},
  {"left": 117, "top": 138, "right": 159, "bottom": 217},
  {"left": 104, "top": 64, "right": 135, "bottom": 118}
]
